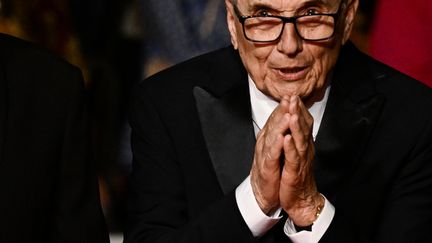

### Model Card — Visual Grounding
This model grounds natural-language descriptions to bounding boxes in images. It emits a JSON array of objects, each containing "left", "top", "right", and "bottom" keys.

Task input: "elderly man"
[{"left": 126, "top": 0, "right": 432, "bottom": 242}]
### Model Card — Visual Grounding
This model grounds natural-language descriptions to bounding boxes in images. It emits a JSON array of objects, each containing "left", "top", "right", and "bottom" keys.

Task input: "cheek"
[
  {"left": 239, "top": 44, "right": 273, "bottom": 77},
  {"left": 240, "top": 44, "right": 272, "bottom": 63},
  {"left": 309, "top": 46, "right": 338, "bottom": 85}
]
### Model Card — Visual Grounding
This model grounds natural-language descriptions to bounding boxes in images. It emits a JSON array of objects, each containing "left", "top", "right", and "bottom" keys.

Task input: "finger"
[
  {"left": 251, "top": 130, "right": 286, "bottom": 214},
  {"left": 295, "top": 96, "right": 314, "bottom": 129},
  {"left": 262, "top": 133, "right": 285, "bottom": 172},
  {"left": 288, "top": 97, "right": 311, "bottom": 156},
  {"left": 263, "top": 97, "right": 291, "bottom": 135},
  {"left": 272, "top": 96, "right": 291, "bottom": 120},
  {"left": 257, "top": 97, "right": 292, "bottom": 158},
  {"left": 281, "top": 135, "right": 314, "bottom": 196},
  {"left": 257, "top": 111, "right": 290, "bottom": 159},
  {"left": 282, "top": 134, "right": 300, "bottom": 172},
  {"left": 289, "top": 113, "right": 309, "bottom": 157},
  {"left": 280, "top": 135, "right": 302, "bottom": 203},
  {"left": 283, "top": 127, "right": 313, "bottom": 180},
  {"left": 289, "top": 95, "right": 299, "bottom": 115},
  {"left": 288, "top": 96, "right": 313, "bottom": 129}
]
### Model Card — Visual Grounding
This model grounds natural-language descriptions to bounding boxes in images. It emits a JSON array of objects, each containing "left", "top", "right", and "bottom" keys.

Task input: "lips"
[
  {"left": 274, "top": 66, "right": 309, "bottom": 81},
  {"left": 280, "top": 66, "right": 306, "bottom": 73}
]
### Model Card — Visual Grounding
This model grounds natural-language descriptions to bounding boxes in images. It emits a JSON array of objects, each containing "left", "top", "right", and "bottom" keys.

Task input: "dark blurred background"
[{"left": 0, "top": 0, "right": 429, "bottom": 241}]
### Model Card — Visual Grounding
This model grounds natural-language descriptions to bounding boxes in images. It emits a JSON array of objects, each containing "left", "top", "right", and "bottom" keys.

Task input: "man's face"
[{"left": 226, "top": 0, "right": 358, "bottom": 103}]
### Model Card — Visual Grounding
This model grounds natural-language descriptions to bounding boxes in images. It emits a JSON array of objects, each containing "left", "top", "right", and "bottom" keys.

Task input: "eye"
[
  {"left": 305, "top": 9, "right": 319, "bottom": 15},
  {"left": 254, "top": 10, "right": 272, "bottom": 17}
]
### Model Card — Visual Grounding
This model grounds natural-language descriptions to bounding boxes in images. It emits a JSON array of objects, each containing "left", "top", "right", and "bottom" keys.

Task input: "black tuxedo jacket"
[
  {"left": 0, "top": 34, "right": 109, "bottom": 242},
  {"left": 126, "top": 42, "right": 432, "bottom": 243}
]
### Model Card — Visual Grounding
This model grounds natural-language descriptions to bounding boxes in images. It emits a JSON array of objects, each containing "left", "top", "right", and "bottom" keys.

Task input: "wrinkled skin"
[{"left": 225, "top": 0, "right": 358, "bottom": 226}]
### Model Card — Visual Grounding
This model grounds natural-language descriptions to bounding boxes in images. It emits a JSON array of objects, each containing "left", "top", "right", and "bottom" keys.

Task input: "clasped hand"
[{"left": 251, "top": 96, "right": 324, "bottom": 227}]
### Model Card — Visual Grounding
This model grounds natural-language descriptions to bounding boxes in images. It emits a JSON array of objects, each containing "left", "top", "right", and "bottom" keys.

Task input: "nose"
[{"left": 276, "top": 23, "right": 302, "bottom": 55}]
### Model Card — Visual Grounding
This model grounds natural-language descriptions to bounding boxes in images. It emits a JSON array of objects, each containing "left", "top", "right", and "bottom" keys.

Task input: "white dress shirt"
[{"left": 235, "top": 77, "right": 335, "bottom": 243}]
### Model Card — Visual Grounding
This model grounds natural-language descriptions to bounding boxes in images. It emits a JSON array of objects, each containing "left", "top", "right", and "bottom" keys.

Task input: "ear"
[
  {"left": 225, "top": 0, "right": 239, "bottom": 49},
  {"left": 341, "top": 0, "right": 359, "bottom": 44}
]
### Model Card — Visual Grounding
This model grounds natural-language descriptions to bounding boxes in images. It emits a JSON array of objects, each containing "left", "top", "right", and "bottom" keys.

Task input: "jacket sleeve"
[
  {"left": 52, "top": 68, "right": 109, "bottom": 243},
  {"left": 125, "top": 84, "right": 262, "bottom": 243}
]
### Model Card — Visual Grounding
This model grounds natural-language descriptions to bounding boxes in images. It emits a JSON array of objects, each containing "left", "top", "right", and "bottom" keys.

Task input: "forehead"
[{"left": 237, "top": 0, "right": 340, "bottom": 11}]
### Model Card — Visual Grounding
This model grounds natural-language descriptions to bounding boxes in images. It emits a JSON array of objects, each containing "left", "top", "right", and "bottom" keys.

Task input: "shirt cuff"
[
  {"left": 283, "top": 194, "right": 335, "bottom": 243},
  {"left": 235, "top": 175, "right": 282, "bottom": 237}
]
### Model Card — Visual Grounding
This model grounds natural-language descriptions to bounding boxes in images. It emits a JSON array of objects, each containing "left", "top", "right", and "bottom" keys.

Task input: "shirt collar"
[{"left": 248, "top": 76, "right": 330, "bottom": 140}]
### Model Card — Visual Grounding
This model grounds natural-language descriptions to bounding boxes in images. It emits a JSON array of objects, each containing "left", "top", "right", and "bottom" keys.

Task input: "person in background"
[
  {"left": 141, "top": 0, "right": 231, "bottom": 77},
  {"left": 126, "top": 0, "right": 432, "bottom": 242},
  {"left": 0, "top": 33, "right": 109, "bottom": 243}
]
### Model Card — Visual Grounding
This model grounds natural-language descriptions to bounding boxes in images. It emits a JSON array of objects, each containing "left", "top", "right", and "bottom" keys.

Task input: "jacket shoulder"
[
  {"left": 0, "top": 33, "right": 80, "bottom": 78},
  {"left": 140, "top": 46, "right": 244, "bottom": 93},
  {"left": 0, "top": 34, "right": 83, "bottom": 92},
  {"left": 338, "top": 43, "right": 432, "bottom": 105}
]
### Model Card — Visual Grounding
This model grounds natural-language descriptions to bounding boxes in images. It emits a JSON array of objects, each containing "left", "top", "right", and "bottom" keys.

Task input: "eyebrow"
[
  {"left": 302, "top": 0, "right": 329, "bottom": 8},
  {"left": 246, "top": 2, "right": 275, "bottom": 14},
  {"left": 246, "top": 0, "right": 331, "bottom": 14}
]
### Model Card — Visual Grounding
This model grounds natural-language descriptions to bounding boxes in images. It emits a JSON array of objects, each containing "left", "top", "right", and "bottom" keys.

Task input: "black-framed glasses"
[{"left": 233, "top": 4, "right": 342, "bottom": 42}]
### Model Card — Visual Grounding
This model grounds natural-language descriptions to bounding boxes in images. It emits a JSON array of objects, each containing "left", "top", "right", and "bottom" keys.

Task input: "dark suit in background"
[
  {"left": 0, "top": 34, "right": 109, "bottom": 242},
  {"left": 126, "top": 43, "right": 432, "bottom": 242}
]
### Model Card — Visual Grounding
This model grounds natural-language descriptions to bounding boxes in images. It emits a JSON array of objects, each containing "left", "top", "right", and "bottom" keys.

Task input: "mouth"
[{"left": 274, "top": 66, "right": 309, "bottom": 81}]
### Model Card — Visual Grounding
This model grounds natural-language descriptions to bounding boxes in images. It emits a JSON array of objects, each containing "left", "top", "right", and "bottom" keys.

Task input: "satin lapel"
[
  {"left": 314, "top": 43, "right": 385, "bottom": 202},
  {"left": 194, "top": 84, "right": 255, "bottom": 194}
]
